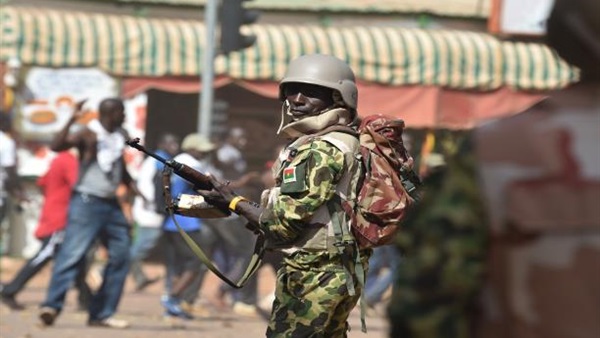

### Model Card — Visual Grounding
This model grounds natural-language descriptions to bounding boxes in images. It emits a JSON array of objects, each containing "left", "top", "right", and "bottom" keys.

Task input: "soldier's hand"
[
  {"left": 211, "top": 175, "right": 238, "bottom": 200},
  {"left": 196, "top": 175, "right": 237, "bottom": 210}
]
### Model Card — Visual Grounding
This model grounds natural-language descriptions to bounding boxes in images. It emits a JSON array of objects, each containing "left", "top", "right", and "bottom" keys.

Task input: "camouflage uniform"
[
  {"left": 389, "top": 137, "right": 488, "bottom": 338},
  {"left": 259, "top": 134, "right": 370, "bottom": 338}
]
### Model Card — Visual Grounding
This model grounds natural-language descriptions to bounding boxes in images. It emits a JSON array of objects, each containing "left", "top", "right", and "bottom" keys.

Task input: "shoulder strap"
[
  {"left": 326, "top": 196, "right": 368, "bottom": 333},
  {"left": 320, "top": 131, "right": 359, "bottom": 154},
  {"left": 315, "top": 124, "right": 358, "bottom": 138},
  {"left": 321, "top": 132, "right": 368, "bottom": 333}
]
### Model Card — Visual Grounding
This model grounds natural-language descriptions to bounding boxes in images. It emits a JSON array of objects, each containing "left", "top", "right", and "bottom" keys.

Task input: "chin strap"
[{"left": 276, "top": 101, "right": 289, "bottom": 135}]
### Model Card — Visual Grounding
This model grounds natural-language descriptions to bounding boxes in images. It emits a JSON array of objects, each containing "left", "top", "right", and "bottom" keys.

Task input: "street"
[{"left": 0, "top": 257, "right": 390, "bottom": 338}]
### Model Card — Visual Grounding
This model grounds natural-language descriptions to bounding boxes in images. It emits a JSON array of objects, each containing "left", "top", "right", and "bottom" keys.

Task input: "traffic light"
[
  {"left": 219, "top": 0, "right": 260, "bottom": 54},
  {"left": 211, "top": 99, "right": 229, "bottom": 139}
]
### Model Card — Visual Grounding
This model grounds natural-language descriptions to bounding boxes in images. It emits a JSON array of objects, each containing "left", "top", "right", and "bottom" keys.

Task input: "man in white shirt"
[
  {"left": 0, "top": 112, "right": 25, "bottom": 225},
  {"left": 217, "top": 127, "right": 247, "bottom": 180}
]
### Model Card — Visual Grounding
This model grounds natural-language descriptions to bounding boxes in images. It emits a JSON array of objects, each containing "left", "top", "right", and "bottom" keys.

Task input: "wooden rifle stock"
[{"left": 168, "top": 161, "right": 213, "bottom": 191}]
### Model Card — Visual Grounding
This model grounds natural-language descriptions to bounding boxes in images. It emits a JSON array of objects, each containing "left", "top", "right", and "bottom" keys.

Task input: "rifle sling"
[{"left": 162, "top": 167, "right": 265, "bottom": 289}]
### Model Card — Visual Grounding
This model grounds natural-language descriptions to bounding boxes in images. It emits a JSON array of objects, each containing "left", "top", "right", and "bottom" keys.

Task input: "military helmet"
[{"left": 279, "top": 54, "right": 358, "bottom": 109}]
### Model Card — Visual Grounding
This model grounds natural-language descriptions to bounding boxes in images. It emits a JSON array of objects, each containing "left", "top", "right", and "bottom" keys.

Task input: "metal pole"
[{"left": 198, "top": 0, "right": 218, "bottom": 137}]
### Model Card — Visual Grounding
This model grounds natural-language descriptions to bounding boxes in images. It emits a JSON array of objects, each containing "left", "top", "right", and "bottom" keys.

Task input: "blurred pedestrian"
[
  {"left": 160, "top": 133, "right": 220, "bottom": 320},
  {"left": 389, "top": 0, "right": 600, "bottom": 337},
  {"left": 129, "top": 133, "right": 180, "bottom": 292},
  {"left": 217, "top": 126, "right": 248, "bottom": 180},
  {"left": 39, "top": 98, "right": 137, "bottom": 329},
  {"left": 211, "top": 127, "right": 262, "bottom": 316},
  {"left": 0, "top": 150, "right": 92, "bottom": 311},
  {"left": 0, "top": 112, "right": 26, "bottom": 224}
]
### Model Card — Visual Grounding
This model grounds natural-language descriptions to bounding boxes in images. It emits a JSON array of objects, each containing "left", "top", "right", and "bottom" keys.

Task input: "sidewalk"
[{"left": 0, "top": 257, "right": 390, "bottom": 338}]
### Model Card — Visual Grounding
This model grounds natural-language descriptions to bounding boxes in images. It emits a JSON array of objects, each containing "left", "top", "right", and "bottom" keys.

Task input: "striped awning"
[
  {"left": 0, "top": 6, "right": 579, "bottom": 91},
  {"left": 117, "top": 0, "right": 493, "bottom": 18}
]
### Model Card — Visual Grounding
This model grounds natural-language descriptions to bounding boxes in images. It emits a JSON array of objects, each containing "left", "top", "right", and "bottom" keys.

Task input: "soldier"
[
  {"left": 389, "top": 0, "right": 600, "bottom": 337},
  {"left": 199, "top": 54, "right": 370, "bottom": 337},
  {"left": 389, "top": 137, "right": 487, "bottom": 338}
]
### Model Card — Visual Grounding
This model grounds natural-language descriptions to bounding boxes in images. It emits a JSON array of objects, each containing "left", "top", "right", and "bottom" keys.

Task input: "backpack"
[
  {"left": 320, "top": 115, "right": 422, "bottom": 332},
  {"left": 339, "top": 115, "right": 421, "bottom": 249}
]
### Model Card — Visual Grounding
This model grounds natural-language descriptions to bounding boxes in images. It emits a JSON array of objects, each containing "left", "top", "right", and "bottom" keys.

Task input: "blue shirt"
[
  {"left": 155, "top": 149, "right": 171, "bottom": 171},
  {"left": 162, "top": 153, "right": 204, "bottom": 232}
]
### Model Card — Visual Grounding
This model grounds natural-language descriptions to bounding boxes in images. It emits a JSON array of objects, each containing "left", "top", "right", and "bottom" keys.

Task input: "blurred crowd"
[
  {"left": 0, "top": 113, "right": 285, "bottom": 327},
  {"left": 0, "top": 0, "right": 598, "bottom": 336}
]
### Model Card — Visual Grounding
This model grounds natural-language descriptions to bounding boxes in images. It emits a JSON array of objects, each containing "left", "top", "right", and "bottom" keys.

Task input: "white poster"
[
  {"left": 18, "top": 67, "right": 147, "bottom": 174},
  {"left": 500, "top": 0, "right": 555, "bottom": 35},
  {"left": 20, "top": 67, "right": 118, "bottom": 137},
  {"left": 123, "top": 93, "right": 148, "bottom": 177}
]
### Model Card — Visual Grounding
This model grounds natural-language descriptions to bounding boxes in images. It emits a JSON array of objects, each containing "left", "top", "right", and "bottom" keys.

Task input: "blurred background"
[{"left": 0, "top": 0, "right": 575, "bottom": 259}]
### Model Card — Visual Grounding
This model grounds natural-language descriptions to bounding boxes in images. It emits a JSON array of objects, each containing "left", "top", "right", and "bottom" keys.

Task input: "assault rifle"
[
  {"left": 126, "top": 137, "right": 213, "bottom": 190},
  {"left": 127, "top": 138, "right": 262, "bottom": 289},
  {"left": 125, "top": 138, "right": 231, "bottom": 217}
]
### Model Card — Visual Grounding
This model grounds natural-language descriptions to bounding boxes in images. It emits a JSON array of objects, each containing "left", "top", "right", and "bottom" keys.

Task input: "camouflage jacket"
[
  {"left": 258, "top": 131, "right": 359, "bottom": 255},
  {"left": 389, "top": 137, "right": 488, "bottom": 338}
]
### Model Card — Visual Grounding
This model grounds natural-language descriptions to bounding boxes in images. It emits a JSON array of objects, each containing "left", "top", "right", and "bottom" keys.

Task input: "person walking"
[
  {"left": 0, "top": 112, "right": 25, "bottom": 225},
  {"left": 211, "top": 127, "right": 262, "bottom": 316},
  {"left": 0, "top": 150, "right": 92, "bottom": 311},
  {"left": 38, "top": 98, "right": 137, "bottom": 329},
  {"left": 129, "top": 133, "right": 180, "bottom": 292},
  {"left": 160, "top": 133, "right": 220, "bottom": 320},
  {"left": 199, "top": 54, "right": 371, "bottom": 337}
]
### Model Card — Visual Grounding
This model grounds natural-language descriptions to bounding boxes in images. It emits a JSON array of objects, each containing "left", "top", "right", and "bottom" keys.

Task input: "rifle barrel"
[{"left": 125, "top": 138, "right": 168, "bottom": 164}]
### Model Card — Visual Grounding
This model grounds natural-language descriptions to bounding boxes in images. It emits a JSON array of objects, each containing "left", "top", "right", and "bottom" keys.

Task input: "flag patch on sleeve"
[{"left": 283, "top": 166, "right": 296, "bottom": 183}]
